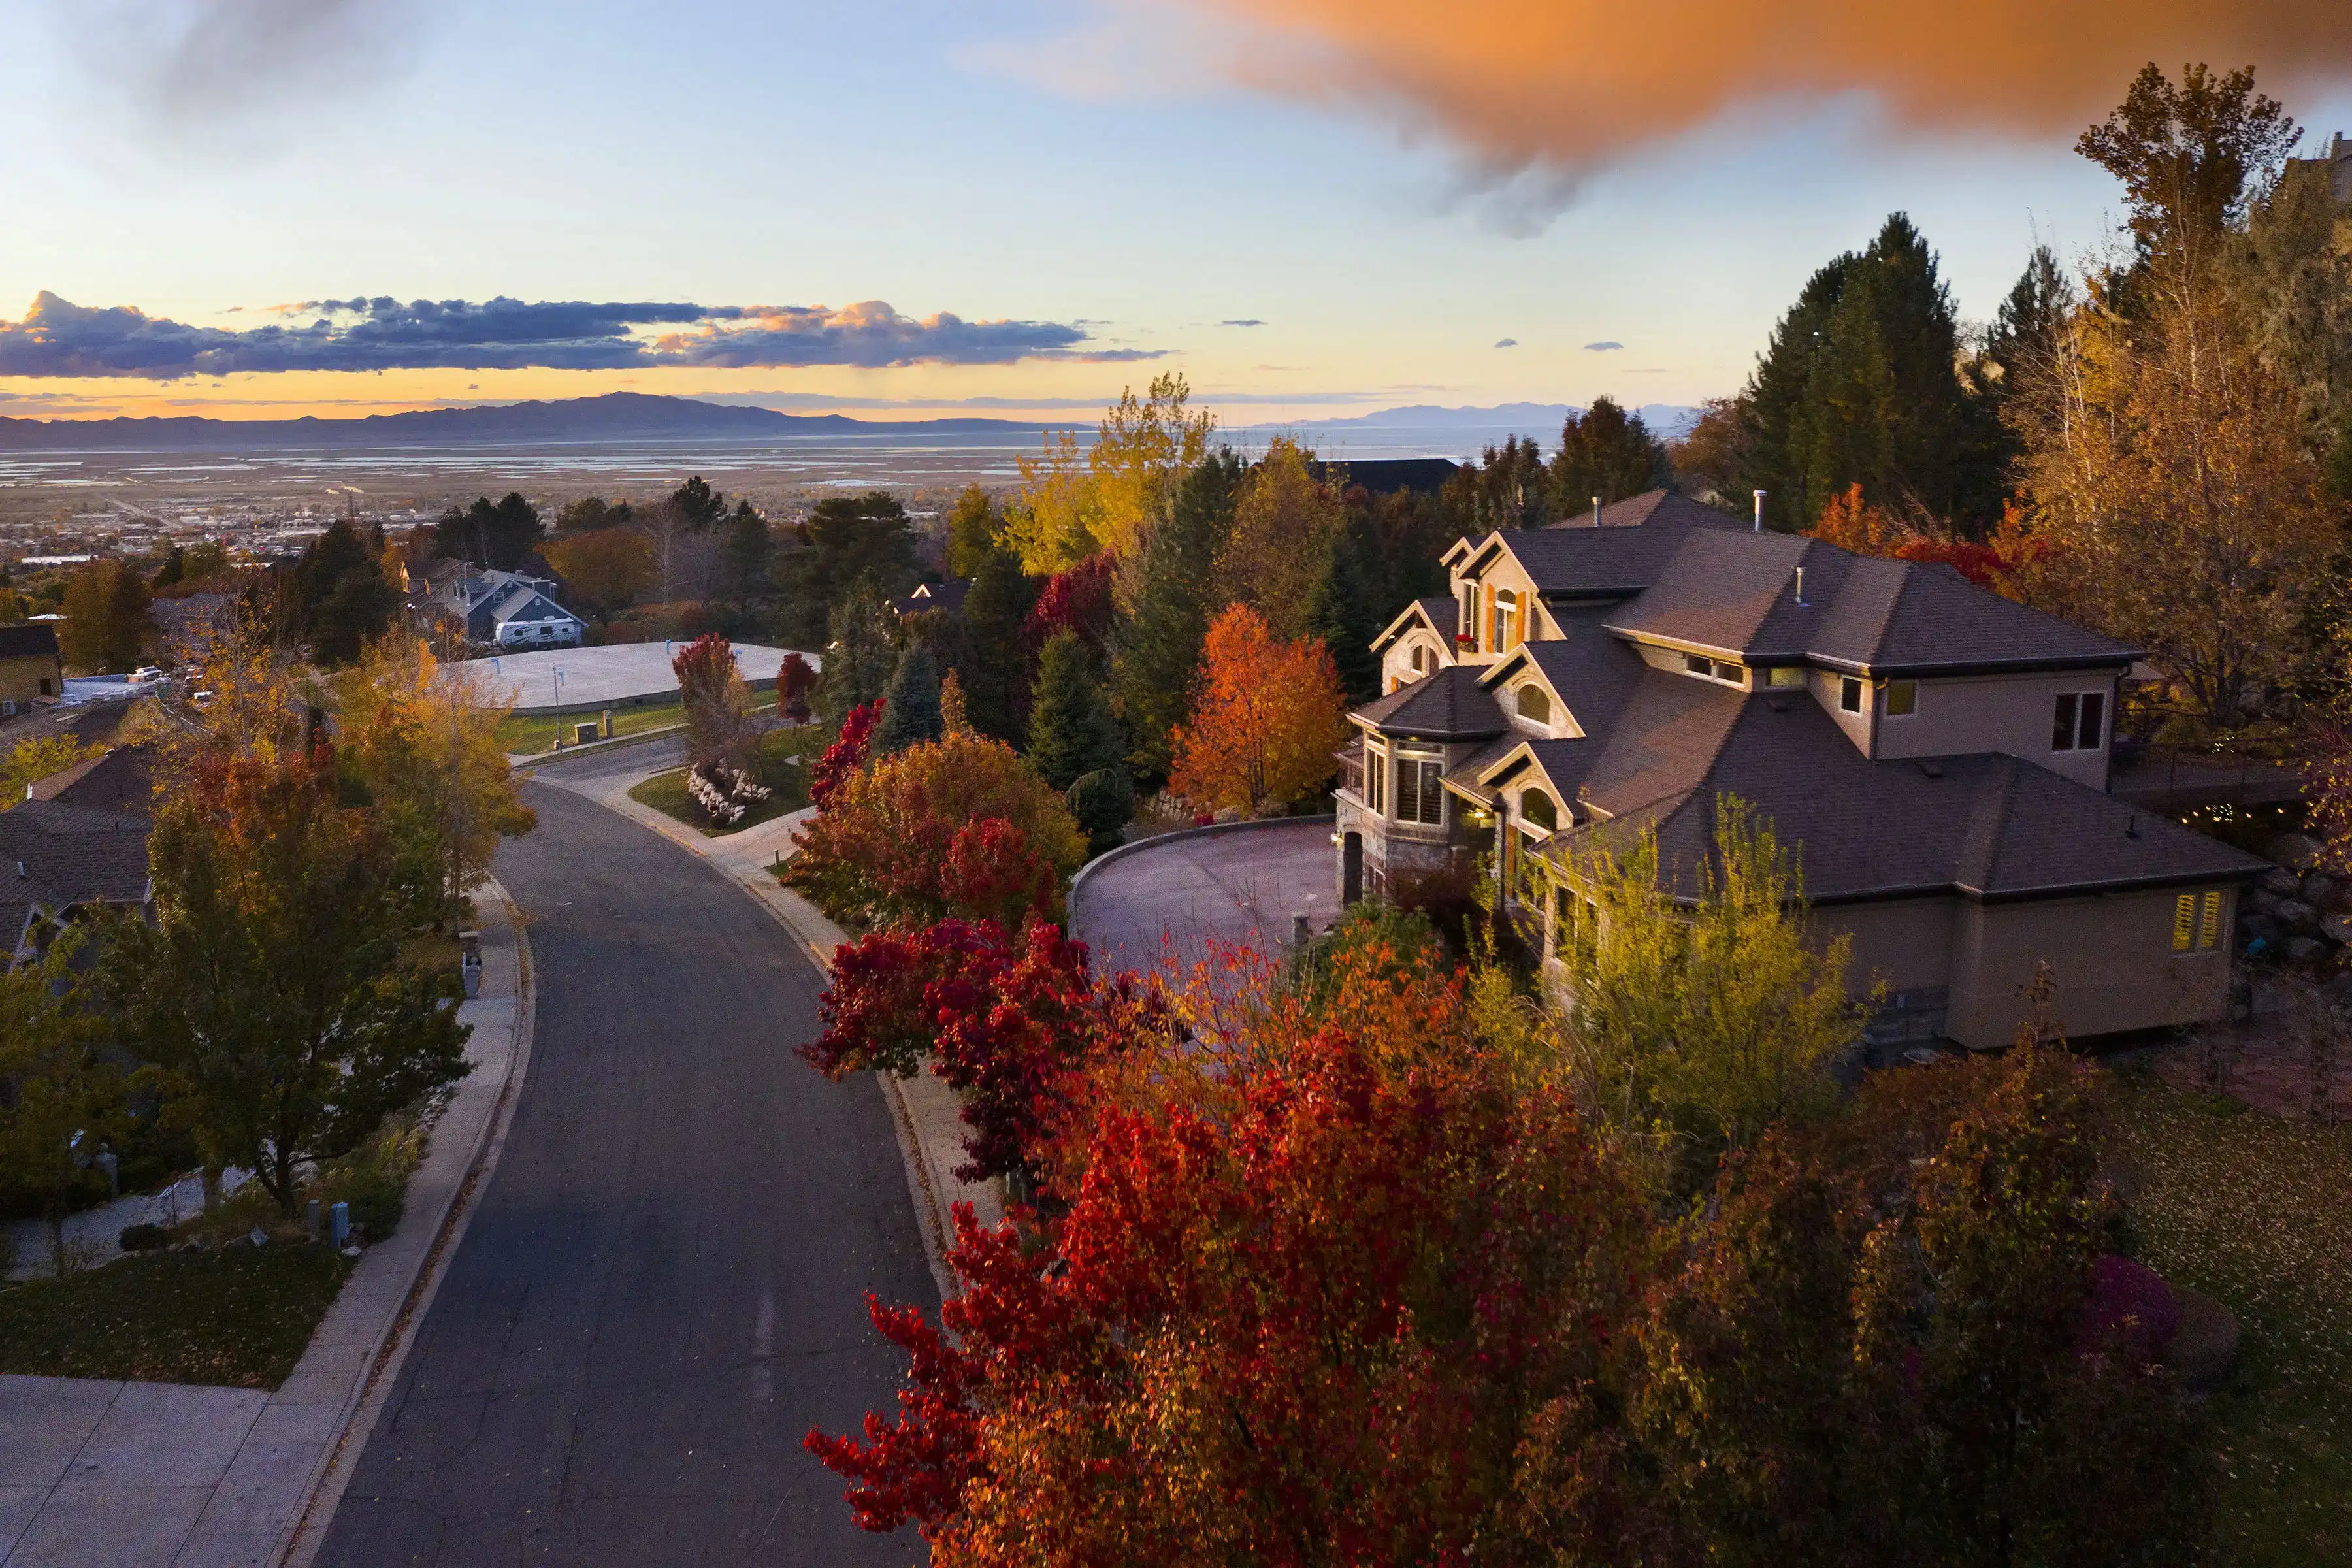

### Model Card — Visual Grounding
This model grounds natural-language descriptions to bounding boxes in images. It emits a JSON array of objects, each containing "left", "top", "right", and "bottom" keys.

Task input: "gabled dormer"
[
  {"left": 1373, "top": 597, "right": 1461, "bottom": 693},
  {"left": 1477, "top": 644, "right": 1586, "bottom": 740}
]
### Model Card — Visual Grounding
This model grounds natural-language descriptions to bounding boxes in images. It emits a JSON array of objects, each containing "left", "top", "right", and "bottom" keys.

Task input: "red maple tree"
[{"left": 810, "top": 698, "right": 883, "bottom": 809}]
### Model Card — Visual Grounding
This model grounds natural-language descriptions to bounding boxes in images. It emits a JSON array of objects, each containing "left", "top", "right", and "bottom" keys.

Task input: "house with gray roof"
[
  {"left": 425, "top": 569, "right": 586, "bottom": 649},
  {"left": 1337, "top": 489, "right": 2264, "bottom": 1050}
]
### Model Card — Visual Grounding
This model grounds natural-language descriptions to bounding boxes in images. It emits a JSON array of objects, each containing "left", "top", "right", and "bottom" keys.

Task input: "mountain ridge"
[{"left": 0, "top": 390, "right": 1707, "bottom": 453}]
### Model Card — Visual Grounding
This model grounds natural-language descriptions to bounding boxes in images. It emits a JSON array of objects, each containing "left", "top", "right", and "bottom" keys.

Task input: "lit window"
[
  {"left": 1517, "top": 685, "right": 1551, "bottom": 724},
  {"left": 1768, "top": 666, "right": 1805, "bottom": 689},
  {"left": 1840, "top": 676, "right": 1863, "bottom": 713},
  {"left": 2200, "top": 890, "right": 2223, "bottom": 950},
  {"left": 2172, "top": 892, "right": 2195, "bottom": 953},
  {"left": 1886, "top": 679, "right": 1917, "bottom": 717},
  {"left": 2053, "top": 691, "right": 2107, "bottom": 752}
]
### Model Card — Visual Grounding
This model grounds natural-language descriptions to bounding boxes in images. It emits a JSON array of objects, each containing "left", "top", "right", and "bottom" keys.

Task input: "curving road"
[{"left": 314, "top": 780, "right": 933, "bottom": 1567}]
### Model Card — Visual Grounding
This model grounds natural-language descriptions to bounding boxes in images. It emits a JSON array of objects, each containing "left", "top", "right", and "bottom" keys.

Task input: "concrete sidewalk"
[
  {"left": 531, "top": 760, "right": 998, "bottom": 1302},
  {"left": 0, "top": 881, "right": 535, "bottom": 1568}
]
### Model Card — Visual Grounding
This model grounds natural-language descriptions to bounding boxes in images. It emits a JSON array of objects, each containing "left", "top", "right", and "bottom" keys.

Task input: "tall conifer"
[{"left": 1113, "top": 449, "right": 1241, "bottom": 781}]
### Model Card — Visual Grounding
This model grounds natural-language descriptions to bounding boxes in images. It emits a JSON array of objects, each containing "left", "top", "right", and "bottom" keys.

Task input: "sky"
[{"left": 1, "top": 0, "right": 2349, "bottom": 428}]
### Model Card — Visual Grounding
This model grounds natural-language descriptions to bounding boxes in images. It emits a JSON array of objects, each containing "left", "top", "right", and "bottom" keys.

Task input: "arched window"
[
  {"left": 1516, "top": 684, "right": 1550, "bottom": 724},
  {"left": 1521, "top": 790, "right": 1558, "bottom": 831},
  {"left": 1494, "top": 589, "right": 1520, "bottom": 651},
  {"left": 1411, "top": 644, "right": 1428, "bottom": 673}
]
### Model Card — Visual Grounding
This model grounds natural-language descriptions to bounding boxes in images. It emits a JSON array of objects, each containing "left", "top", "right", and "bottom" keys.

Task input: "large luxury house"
[{"left": 1335, "top": 490, "right": 2266, "bottom": 1051}]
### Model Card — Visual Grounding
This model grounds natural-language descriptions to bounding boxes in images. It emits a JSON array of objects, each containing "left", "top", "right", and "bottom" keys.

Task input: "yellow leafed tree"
[
  {"left": 999, "top": 374, "right": 1215, "bottom": 576},
  {"left": 340, "top": 636, "right": 537, "bottom": 919}
]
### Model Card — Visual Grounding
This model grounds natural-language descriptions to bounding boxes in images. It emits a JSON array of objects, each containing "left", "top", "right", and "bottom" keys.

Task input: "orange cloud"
[{"left": 1164, "top": 1, "right": 2351, "bottom": 171}]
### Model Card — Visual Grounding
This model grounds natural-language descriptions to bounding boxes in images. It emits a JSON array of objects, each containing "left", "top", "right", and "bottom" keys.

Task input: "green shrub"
[{"left": 312, "top": 1116, "right": 425, "bottom": 1243}]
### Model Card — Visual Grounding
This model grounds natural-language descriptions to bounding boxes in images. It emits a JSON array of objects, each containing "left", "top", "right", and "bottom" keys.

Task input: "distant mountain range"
[
  {"left": 0, "top": 391, "right": 1705, "bottom": 453},
  {"left": 1272, "top": 401, "right": 1705, "bottom": 442},
  {"left": 0, "top": 391, "right": 1039, "bottom": 453}
]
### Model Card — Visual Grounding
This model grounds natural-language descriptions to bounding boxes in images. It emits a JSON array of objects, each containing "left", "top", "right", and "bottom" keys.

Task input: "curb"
[
  {"left": 271, "top": 878, "right": 538, "bottom": 1568},
  {"left": 508, "top": 721, "right": 686, "bottom": 768},
  {"left": 1069, "top": 813, "right": 1337, "bottom": 909}
]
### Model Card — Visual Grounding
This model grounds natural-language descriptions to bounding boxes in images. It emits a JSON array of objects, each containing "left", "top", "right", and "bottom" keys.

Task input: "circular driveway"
[{"left": 1068, "top": 820, "right": 1336, "bottom": 978}]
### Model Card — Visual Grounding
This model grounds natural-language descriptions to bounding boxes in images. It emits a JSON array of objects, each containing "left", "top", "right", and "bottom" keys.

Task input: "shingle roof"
[
  {"left": 894, "top": 580, "right": 972, "bottom": 617},
  {"left": 1372, "top": 596, "right": 1456, "bottom": 654},
  {"left": 1604, "top": 531, "right": 2136, "bottom": 674},
  {"left": 0, "top": 623, "right": 61, "bottom": 661},
  {"left": 1612, "top": 696, "right": 2262, "bottom": 904},
  {"left": 27, "top": 744, "right": 153, "bottom": 817},
  {"left": 1356, "top": 664, "right": 1505, "bottom": 741},
  {"left": 0, "top": 797, "right": 152, "bottom": 950}
]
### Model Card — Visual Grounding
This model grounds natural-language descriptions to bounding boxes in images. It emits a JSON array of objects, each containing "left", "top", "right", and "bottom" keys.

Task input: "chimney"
[
  {"left": 1794, "top": 565, "right": 1806, "bottom": 605},
  {"left": 1753, "top": 489, "right": 1766, "bottom": 532},
  {"left": 1591, "top": 495, "right": 1601, "bottom": 528}
]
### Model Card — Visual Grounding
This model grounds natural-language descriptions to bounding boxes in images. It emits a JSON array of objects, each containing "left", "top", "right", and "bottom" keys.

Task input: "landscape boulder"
[
  {"left": 2288, "top": 937, "right": 2328, "bottom": 964},
  {"left": 2268, "top": 832, "right": 2325, "bottom": 872},
  {"left": 2304, "top": 872, "right": 2341, "bottom": 909},
  {"left": 2261, "top": 866, "right": 2301, "bottom": 899},
  {"left": 2325, "top": 913, "right": 2352, "bottom": 947},
  {"left": 2274, "top": 898, "right": 2319, "bottom": 931}
]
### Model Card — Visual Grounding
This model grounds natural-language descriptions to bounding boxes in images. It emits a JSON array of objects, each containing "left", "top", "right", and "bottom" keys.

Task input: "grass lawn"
[
  {"left": 0, "top": 1244, "right": 351, "bottom": 1389},
  {"left": 628, "top": 725, "right": 821, "bottom": 836},
  {"left": 497, "top": 697, "right": 695, "bottom": 755},
  {"left": 2106, "top": 1071, "right": 2352, "bottom": 1565}
]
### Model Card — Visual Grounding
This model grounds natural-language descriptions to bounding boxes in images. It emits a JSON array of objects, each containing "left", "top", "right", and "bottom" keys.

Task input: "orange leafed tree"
[{"left": 1169, "top": 604, "right": 1348, "bottom": 814}]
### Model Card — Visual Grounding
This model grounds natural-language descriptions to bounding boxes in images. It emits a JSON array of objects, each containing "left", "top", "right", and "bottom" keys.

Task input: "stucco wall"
[
  {"left": 1873, "top": 669, "right": 2120, "bottom": 789},
  {"left": 1945, "top": 886, "right": 2236, "bottom": 1048},
  {"left": 1807, "top": 897, "right": 1956, "bottom": 996},
  {"left": 1380, "top": 628, "right": 1453, "bottom": 693}
]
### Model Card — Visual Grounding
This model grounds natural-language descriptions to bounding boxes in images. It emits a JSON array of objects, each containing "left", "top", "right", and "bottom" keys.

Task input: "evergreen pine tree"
[
  {"left": 1735, "top": 214, "right": 2005, "bottom": 534},
  {"left": 1112, "top": 449, "right": 1241, "bottom": 781},
  {"left": 874, "top": 644, "right": 944, "bottom": 755},
  {"left": 1029, "top": 629, "right": 1132, "bottom": 849},
  {"left": 1546, "top": 396, "right": 1667, "bottom": 514},
  {"left": 721, "top": 500, "right": 772, "bottom": 599},
  {"left": 1303, "top": 534, "right": 1382, "bottom": 702},
  {"left": 818, "top": 579, "right": 898, "bottom": 729},
  {"left": 944, "top": 485, "right": 1000, "bottom": 580},
  {"left": 961, "top": 544, "right": 1037, "bottom": 744}
]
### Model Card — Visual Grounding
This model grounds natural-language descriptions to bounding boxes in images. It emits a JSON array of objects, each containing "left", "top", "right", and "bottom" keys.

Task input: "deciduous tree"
[
  {"left": 810, "top": 698, "right": 881, "bottom": 810},
  {"left": 543, "top": 527, "right": 655, "bottom": 621},
  {"left": 101, "top": 742, "right": 470, "bottom": 1216},
  {"left": 785, "top": 728, "right": 1085, "bottom": 929},
  {"left": 1215, "top": 437, "right": 1345, "bottom": 638},
  {"left": 59, "top": 561, "right": 154, "bottom": 674},
  {"left": 673, "top": 633, "right": 757, "bottom": 773},
  {"left": 341, "top": 636, "right": 537, "bottom": 921},
  {"left": 1169, "top": 604, "right": 1347, "bottom": 815},
  {"left": 0, "top": 936, "right": 121, "bottom": 1275}
]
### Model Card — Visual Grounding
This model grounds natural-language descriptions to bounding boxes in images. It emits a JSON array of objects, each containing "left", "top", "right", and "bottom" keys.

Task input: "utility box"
[
  {"left": 574, "top": 721, "right": 598, "bottom": 745},
  {"left": 602, "top": 708, "right": 614, "bottom": 738}
]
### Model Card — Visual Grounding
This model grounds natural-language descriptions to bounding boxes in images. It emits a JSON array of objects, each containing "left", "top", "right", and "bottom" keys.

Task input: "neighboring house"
[
  {"left": 891, "top": 579, "right": 971, "bottom": 619},
  {"left": 426, "top": 569, "right": 587, "bottom": 649},
  {"left": 0, "top": 623, "right": 63, "bottom": 714},
  {"left": 1335, "top": 489, "right": 2266, "bottom": 1051},
  {"left": 28, "top": 743, "right": 155, "bottom": 816},
  {"left": 0, "top": 802, "right": 152, "bottom": 962}
]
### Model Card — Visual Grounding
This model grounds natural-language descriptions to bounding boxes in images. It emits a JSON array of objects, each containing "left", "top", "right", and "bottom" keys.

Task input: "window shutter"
[
  {"left": 2200, "top": 890, "right": 2223, "bottom": 949},
  {"left": 2172, "top": 893, "right": 2195, "bottom": 952}
]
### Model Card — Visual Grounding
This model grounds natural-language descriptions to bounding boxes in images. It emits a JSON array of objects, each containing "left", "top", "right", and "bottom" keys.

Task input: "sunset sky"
[{"left": 3, "top": 0, "right": 2349, "bottom": 427}]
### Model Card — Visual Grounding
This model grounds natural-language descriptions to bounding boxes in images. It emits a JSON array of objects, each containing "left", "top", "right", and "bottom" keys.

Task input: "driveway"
[
  {"left": 1068, "top": 820, "right": 1336, "bottom": 978},
  {"left": 312, "top": 783, "right": 932, "bottom": 1567}
]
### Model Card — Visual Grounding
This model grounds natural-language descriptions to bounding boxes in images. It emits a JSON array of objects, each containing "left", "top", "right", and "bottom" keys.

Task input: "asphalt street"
[{"left": 314, "top": 781, "right": 934, "bottom": 1567}]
